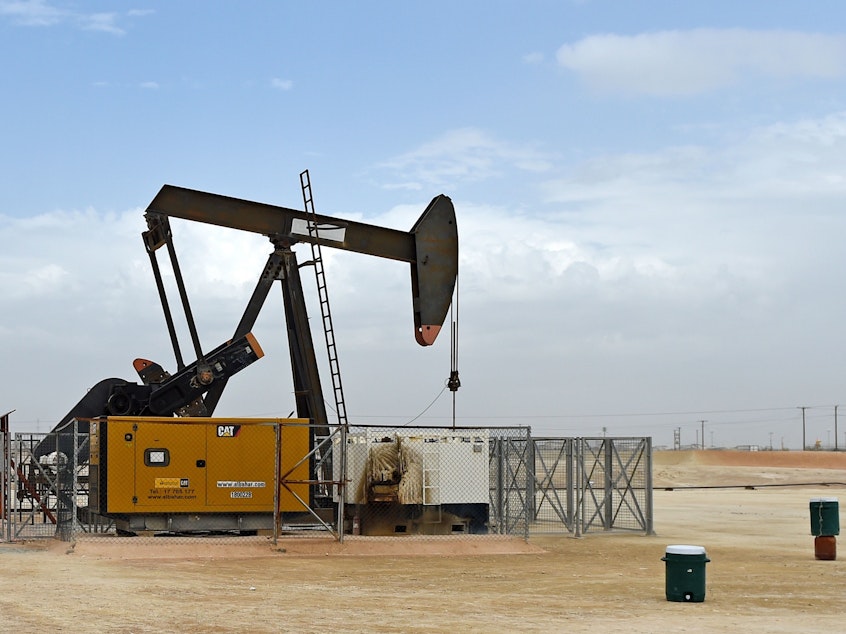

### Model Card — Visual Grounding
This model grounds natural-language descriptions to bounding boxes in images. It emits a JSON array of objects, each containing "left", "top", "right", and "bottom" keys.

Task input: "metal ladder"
[{"left": 299, "top": 170, "right": 348, "bottom": 427}]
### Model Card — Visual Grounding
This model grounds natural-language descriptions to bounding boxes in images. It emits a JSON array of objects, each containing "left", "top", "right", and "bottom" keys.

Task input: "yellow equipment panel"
[
  {"left": 92, "top": 417, "right": 311, "bottom": 515},
  {"left": 205, "top": 422, "right": 276, "bottom": 508},
  {"left": 132, "top": 421, "right": 207, "bottom": 510}
]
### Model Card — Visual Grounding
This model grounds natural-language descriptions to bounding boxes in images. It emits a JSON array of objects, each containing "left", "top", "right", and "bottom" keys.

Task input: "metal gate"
[
  {"left": 489, "top": 430, "right": 533, "bottom": 538},
  {"left": 507, "top": 436, "right": 653, "bottom": 536},
  {"left": 2, "top": 430, "right": 69, "bottom": 541},
  {"left": 574, "top": 437, "right": 653, "bottom": 535}
]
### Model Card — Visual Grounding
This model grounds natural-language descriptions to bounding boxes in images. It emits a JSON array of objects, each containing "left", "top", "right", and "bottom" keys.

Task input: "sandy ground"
[{"left": 3, "top": 449, "right": 846, "bottom": 633}]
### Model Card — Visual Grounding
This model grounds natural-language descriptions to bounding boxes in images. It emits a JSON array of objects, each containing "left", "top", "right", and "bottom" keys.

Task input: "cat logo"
[{"left": 216, "top": 424, "right": 241, "bottom": 438}]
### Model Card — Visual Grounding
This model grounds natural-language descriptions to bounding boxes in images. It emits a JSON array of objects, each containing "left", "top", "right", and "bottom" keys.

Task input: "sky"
[{"left": 3, "top": 1, "right": 846, "bottom": 450}]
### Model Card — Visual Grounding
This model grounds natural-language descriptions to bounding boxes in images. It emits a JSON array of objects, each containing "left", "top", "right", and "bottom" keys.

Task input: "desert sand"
[{"left": 2, "top": 449, "right": 846, "bottom": 633}]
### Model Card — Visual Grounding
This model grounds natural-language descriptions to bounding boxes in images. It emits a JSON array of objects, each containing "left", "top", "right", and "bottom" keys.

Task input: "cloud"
[
  {"left": 0, "top": 0, "right": 149, "bottom": 34},
  {"left": 6, "top": 112, "right": 846, "bottom": 445},
  {"left": 91, "top": 80, "right": 160, "bottom": 90},
  {"left": 556, "top": 29, "right": 846, "bottom": 96},
  {"left": 378, "top": 128, "right": 556, "bottom": 191},
  {"left": 79, "top": 12, "right": 123, "bottom": 35},
  {"left": 0, "top": 209, "right": 137, "bottom": 301},
  {"left": 539, "top": 112, "right": 846, "bottom": 280},
  {"left": 0, "top": 262, "right": 68, "bottom": 300},
  {"left": 271, "top": 78, "right": 293, "bottom": 90},
  {"left": 441, "top": 111, "right": 846, "bottom": 437},
  {"left": 0, "top": 0, "right": 65, "bottom": 26}
]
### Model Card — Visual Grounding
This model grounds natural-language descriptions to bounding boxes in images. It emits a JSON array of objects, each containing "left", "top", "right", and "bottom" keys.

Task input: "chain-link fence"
[
  {"left": 3, "top": 430, "right": 67, "bottom": 540},
  {"left": 340, "top": 425, "right": 530, "bottom": 539},
  {"left": 0, "top": 416, "right": 651, "bottom": 543}
]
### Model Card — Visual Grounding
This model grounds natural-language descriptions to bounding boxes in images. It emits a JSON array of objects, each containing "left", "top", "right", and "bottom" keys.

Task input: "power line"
[{"left": 352, "top": 406, "right": 812, "bottom": 422}]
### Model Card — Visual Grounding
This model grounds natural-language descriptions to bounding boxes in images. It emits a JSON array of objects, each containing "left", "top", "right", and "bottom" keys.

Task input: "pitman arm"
[{"left": 146, "top": 185, "right": 458, "bottom": 345}]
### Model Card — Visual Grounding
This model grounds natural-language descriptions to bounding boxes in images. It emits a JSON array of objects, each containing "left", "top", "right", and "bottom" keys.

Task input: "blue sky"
[{"left": 3, "top": 1, "right": 846, "bottom": 449}]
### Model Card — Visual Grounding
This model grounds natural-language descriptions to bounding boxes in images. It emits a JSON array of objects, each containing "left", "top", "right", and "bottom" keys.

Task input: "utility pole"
[
  {"left": 799, "top": 406, "right": 808, "bottom": 451},
  {"left": 699, "top": 420, "right": 707, "bottom": 450},
  {"left": 835, "top": 405, "right": 839, "bottom": 452}
]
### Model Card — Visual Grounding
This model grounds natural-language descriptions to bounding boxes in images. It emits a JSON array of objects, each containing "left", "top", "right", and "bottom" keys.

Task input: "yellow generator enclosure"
[{"left": 90, "top": 417, "right": 310, "bottom": 521}]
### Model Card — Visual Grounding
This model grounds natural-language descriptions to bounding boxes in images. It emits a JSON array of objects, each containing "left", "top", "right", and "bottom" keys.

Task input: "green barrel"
[
  {"left": 661, "top": 545, "right": 710, "bottom": 602},
  {"left": 809, "top": 497, "right": 840, "bottom": 536}
]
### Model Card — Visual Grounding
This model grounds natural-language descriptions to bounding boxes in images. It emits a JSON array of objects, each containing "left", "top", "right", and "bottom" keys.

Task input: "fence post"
[
  {"left": 524, "top": 427, "right": 532, "bottom": 541},
  {"left": 338, "top": 424, "right": 346, "bottom": 544},
  {"left": 603, "top": 438, "right": 613, "bottom": 530},
  {"left": 526, "top": 430, "right": 536, "bottom": 523},
  {"left": 495, "top": 437, "right": 504, "bottom": 535},
  {"left": 574, "top": 438, "right": 582, "bottom": 538},
  {"left": 1, "top": 412, "right": 9, "bottom": 542},
  {"left": 273, "top": 422, "right": 280, "bottom": 546},
  {"left": 644, "top": 437, "right": 655, "bottom": 535},
  {"left": 565, "top": 438, "right": 573, "bottom": 533}
]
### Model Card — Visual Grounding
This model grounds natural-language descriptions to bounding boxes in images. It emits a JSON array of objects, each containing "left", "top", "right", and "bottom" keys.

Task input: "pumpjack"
[{"left": 32, "top": 176, "right": 458, "bottom": 531}]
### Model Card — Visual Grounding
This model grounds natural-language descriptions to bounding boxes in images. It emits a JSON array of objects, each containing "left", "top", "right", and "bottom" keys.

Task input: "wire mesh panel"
[
  {"left": 338, "top": 425, "right": 530, "bottom": 539},
  {"left": 55, "top": 420, "right": 89, "bottom": 541},
  {"left": 575, "top": 437, "right": 653, "bottom": 535},
  {"left": 488, "top": 431, "right": 533, "bottom": 538},
  {"left": 7, "top": 432, "right": 62, "bottom": 539},
  {"left": 530, "top": 438, "right": 575, "bottom": 533}
]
